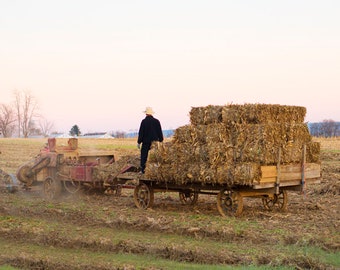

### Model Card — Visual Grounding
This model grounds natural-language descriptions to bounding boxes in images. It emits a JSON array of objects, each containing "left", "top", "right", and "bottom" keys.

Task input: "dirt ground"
[{"left": 0, "top": 139, "right": 339, "bottom": 269}]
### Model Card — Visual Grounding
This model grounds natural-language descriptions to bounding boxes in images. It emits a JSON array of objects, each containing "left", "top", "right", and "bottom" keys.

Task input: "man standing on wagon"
[{"left": 137, "top": 107, "right": 164, "bottom": 174}]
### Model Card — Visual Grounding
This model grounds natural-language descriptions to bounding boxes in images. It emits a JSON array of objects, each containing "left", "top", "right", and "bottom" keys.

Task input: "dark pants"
[{"left": 140, "top": 142, "right": 151, "bottom": 173}]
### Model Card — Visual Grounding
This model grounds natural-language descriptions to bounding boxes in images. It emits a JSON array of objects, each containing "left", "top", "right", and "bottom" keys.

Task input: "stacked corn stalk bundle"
[
  {"left": 146, "top": 103, "right": 320, "bottom": 186},
  {"left": 92, "top": 155, "right": 140, "bottom": 183}
]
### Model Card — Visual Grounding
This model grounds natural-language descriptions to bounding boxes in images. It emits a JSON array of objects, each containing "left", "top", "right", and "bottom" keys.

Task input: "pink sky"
[{"left": 1, "top": 1, "right": 339, "bottom": 133}]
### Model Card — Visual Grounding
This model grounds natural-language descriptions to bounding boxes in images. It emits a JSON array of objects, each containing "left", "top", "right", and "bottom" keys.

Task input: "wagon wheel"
[
  {"left": 276, "top": 190, "right": 288, "bottom": 211},
  {"left": 217, "top": 189, "right": 243, "bottom": 217},
  {"left": 179, "top": 190, "right": 199, "bottom": 205},
  {"left": 262, "top": 194, "right": 276, "bottom": 210},
  {"left": 63, "top": 180, "right": 81, "bottom": 194},
  {"left": 262, "top": 190, "right": 288, "bottom": 211},
  {"left": 43, "top": 176, "right": 62, "bottom": 199},
  {"left": 134, "top": 183, "right": 154, "bottom": 209}
]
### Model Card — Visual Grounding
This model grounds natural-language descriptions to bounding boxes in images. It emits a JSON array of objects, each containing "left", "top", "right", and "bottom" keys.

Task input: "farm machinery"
[
  {"left": 0, "top": 149, "right": 18, "bottom": 192},
  {"left": 16, "top": 138, "right": 138, "bottom": 198},
  {"left": 0, "top": 168, "right": 18, "bottom": 193},
  {"left": 14, "top": 137, "right": 321, "bottom": 217}
]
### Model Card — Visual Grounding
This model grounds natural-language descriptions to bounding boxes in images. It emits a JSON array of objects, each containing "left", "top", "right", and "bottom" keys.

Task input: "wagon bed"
[{"left": 116, "top": 161, "right": 321, "bottom": 217}]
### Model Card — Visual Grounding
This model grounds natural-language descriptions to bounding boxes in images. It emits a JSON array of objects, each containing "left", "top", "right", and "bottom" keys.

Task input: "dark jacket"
[{"left": 137, "top": 115, "right": 164, "bottom": 144}]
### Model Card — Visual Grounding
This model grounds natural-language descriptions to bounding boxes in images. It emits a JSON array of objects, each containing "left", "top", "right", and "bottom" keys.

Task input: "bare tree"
[
  {"left": 13, "top": 90, "right": 39, "bottom": 138},
  {"left": 320, "top": 119, "right": 339, "bottom": 137},
  {"left": 13, "top": 90, "right": 22, "bottom": 137},
  {"left": 0, "top": 104, "right": 16, "bottom": 137},
  {"left": 39, "top": 117, "right": 54, "bottom": 137},
  {"left": 28, "top": 120, "right": 41, "bottom": 136},
  {"left": 113, "top": 130, "right": 126, "bottom": 138}
]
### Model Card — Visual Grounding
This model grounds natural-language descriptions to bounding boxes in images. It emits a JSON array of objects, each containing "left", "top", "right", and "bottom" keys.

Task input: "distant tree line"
[
  {"left": 112, "top": 131, "right": 126, "bottom": 138},
  {"left": 0, "top": 90, "right": 54, "bottom": 138},
  {"left": 1, "top": 90, "right": 158, "bottom": 139},
  {"left": 308, "top": 120, "right": 340, "bottom": 137},
  {"left": 2, "top": 92, "right": 337, "bottom": 139}
]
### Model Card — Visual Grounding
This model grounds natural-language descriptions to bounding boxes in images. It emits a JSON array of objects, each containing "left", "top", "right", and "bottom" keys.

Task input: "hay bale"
[
  {"left": 146, "top": 162, "right": 217, "bottom": 185},
  {"left": 92, "top": 155, "right": 140, "bottom": 182},
  {"left": 172, "top": 125, "right": 193, "bottom": 144},
  {"left": 231, "top": 123, "right": 312, "bottom": 165},
  {"left": 222, "top": 103, "right": 306, "bottom": 124},
  {"left": 145, "top": 163, "right": 172, "bottom": 182},
  {"left": 145, "top": 103, "right": 320, "bottom": 187},
  {"left": 215, "top": 163, "right": 261, "bottom": 186},
  {"left": 189, "top": 105, "right": 223, "bottom": 125},
  {"left": 147, "top": 141, "right": 170, "bottom": 163},
  {"left": 206, "top": 123, "right": 230, "bottom": 143},
  {"left": 307, "top": 142, "right": 321, "bottom": 163},
  {"left": 173, "top": 125, "right": 207, "bottom": 144}
]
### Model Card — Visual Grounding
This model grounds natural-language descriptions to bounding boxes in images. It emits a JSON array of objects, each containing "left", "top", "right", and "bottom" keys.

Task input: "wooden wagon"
[{"left": 117, "top": 148, "right": 321, "bottom": 217}]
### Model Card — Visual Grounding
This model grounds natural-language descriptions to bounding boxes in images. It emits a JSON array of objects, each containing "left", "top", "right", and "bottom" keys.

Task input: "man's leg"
[{"left": 140, "top": 143, "right": 151, "bottom": 173}]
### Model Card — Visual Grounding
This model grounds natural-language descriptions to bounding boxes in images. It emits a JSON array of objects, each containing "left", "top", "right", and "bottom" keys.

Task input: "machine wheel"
[
  {"left": 217, "top": 189, "right": 243, "bottom": 217},
  {"left": 262, "top": 190, "right": 288, "bottom": 211},
  {"left": 134, "top": 183, "right": 154, "bottom": 209},
  {"left": 16, "top": 164, "right": 34, "bottom": 186},
  {"left": 43, "top": 176, "right": 62, "bottom": 199},
  {"left": 1, "top": 172, "right": 18, "bottom": 193},
  {"left": 63, "top": 180, "right": 81, "bottom": 194},
  {"left": 179, "top": 190, "right": 199, "bottom": 205}
]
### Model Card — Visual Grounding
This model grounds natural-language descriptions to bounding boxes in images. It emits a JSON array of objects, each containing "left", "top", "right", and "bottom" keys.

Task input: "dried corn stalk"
[{"left": 145, "top": 103, "right": 320, "bottom": 186}]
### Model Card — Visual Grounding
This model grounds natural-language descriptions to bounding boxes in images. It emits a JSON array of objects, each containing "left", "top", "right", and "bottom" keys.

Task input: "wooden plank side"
[
  {"left": 280, "top": 163, "right": 320, "bottom": 173},
  {"left": 280, "top": 163, "right": 321, "bottom": 181},
  {"left": 258, "top": 163, "right": 320, "bottom": 184},
  {"left": 258, "top": 177, "right": 277, "bottom": 183},
  {"left": 253, "top": 178, "right": 321, "bottom": 189},
  {"left": 258, "top": 166, "right": 277, "bottom": 184},
  {"left": 261, "top": 166, "right": 277, "bottom": 178}
]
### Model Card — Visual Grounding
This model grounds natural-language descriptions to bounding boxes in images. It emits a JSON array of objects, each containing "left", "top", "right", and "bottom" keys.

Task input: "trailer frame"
[{"left": 117, "top": 145, "right": 321, "bottom": 217}]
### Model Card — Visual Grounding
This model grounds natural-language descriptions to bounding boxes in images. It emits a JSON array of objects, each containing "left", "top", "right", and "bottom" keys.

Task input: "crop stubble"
[{"left": 0, "top": 137, "right": 339, "bottom": 269}]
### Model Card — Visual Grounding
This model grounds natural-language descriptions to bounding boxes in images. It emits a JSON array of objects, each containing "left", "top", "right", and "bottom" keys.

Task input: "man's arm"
[
  {"left": 157, "top": 120, "right": 164, "bottom": 142},
  {"left": 137, "top": 121, "right": 144, "bottom": 144}
]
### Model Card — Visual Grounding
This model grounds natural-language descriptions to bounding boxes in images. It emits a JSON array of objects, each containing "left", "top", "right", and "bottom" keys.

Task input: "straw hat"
[{"left": 143, "top": 107, "right": 155, "bottom": 115}]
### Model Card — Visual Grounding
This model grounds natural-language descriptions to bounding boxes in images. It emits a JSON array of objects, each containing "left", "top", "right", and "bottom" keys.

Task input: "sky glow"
[{"left": 1, "top": 0, "right": 339, "bottom": 133}]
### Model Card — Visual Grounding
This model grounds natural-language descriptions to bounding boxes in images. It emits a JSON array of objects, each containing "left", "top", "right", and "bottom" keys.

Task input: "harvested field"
[{"left": 0, "top": 137, "right": 339, "bottom": 269}]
